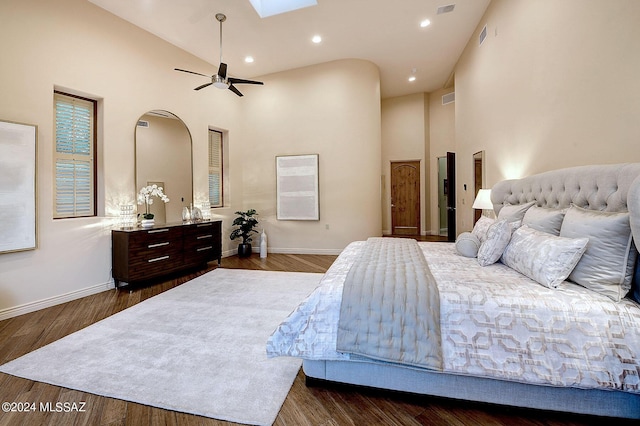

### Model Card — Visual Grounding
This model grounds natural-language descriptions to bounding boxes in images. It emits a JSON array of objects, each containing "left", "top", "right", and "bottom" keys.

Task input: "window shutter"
[
  {"left": 54, "top": 92, "right": 95, "bottom": 218},
  {"left": 208, "top": 130, "right": 223, "bottom": 207}
]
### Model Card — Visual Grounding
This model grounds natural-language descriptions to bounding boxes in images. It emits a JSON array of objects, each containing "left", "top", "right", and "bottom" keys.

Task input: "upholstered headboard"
[{"left": 491, "top": 163, "right": 640, "bottom": 246}]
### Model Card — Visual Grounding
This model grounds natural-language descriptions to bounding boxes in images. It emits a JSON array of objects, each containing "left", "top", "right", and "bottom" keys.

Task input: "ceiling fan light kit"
[{"left": 175, "top": 13, "right": 263, "bottom": 97}]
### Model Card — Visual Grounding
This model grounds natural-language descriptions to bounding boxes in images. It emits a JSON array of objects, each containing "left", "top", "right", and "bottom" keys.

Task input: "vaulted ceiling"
[{"left": 89, "top": 0, "right": 490, "bottom": 98}]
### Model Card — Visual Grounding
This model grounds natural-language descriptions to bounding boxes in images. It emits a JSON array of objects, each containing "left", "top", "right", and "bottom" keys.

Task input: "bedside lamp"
[{"left": 472, "top": 189, "right": 493, "bottom": 217}]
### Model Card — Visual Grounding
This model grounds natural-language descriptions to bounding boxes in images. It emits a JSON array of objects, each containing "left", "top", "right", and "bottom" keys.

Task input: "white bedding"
[{"left": 267, "top": 241, "right": 640, "bottom": 394}]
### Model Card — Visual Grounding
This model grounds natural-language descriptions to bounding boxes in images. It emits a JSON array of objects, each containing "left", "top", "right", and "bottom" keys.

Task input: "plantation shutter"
[
  {"left": 54, "top": 92, "right": 96, "bottom": 218},
  {"left": 208, "top": 129, "right": 223, "bottom": 207}
]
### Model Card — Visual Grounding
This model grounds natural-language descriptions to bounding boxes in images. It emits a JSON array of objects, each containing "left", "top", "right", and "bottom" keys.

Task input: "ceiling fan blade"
[
  {"left": 228, "top": 85, "right": 244, "bottom": 97},
  {"left": 194, "top": 82, "right": 213, "bottom": 91},
  {"left": 228, "top": 77, "right": 264, "bottom": 86},
  {"left": 218, "top": 63, "right": 228, "bottom": 79},
  {"left": 175, "top": 68, "right": 211, "bottom": 78}
]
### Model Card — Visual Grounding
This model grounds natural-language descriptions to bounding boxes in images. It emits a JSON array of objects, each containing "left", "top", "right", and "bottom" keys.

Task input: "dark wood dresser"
[{"left": 111, "top": 220, "right": 222, "bottom": 288}]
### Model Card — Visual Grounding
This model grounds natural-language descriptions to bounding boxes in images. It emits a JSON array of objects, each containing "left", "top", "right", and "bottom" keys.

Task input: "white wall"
[
  {"left": 0, "top": 0, "right": 382, "bottom": 318},
  {"left": 454, "top": 0, "right": 640, "bottom": 233},
  {"left": 239, "top": 59, "right": 382, "bottom": 252}
]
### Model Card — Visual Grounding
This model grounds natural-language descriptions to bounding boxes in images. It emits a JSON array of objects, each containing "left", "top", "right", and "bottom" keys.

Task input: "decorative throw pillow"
[
  {"left": 501, "top": 225, "right": 589, "bottom": 289},
  {"left": 522, "top": 206, "right": 566, "bottom": 236},
  {"left": 455, "top": 232, "right": 481, "bottom": 258},
  {"left": 498, "top": 201, "right": 536, "bottom": 223},
  {"left": 559, "top": 205, "right": 637, "bottom": 301},
  {"left": 477, "top": 220, "right": 512, "bottom": 266},
  {"left": 471, "top": 216, "right": 495, "bottom": 244}
]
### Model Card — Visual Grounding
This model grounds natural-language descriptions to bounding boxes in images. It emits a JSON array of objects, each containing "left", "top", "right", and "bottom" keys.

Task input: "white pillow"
[
  {"left": 501, "top": 225, "right": 588, "bottom": 289},
  {"left": 560, "top": 205, "right": 636, "bottom": 301},
  {"left": 477, "top": 220, "right": 512, "bottom": 266},
  {"left": 471, "top": 216, "right": 495, "bottom": 244},
  {"left": 522, "top": 206, "right": 566, "bottom": 236},
  {"left": 498, "top": 201, "right": 535, "bottom": 223},
  {"left": 455, "top": 232, "right": 480, "bottom": 258}
]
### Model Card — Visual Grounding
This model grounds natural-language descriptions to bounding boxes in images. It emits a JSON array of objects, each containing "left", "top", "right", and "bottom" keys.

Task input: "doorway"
[
  {"left": 437, "top": 157, "right": 448, "bottom": 236},
  {"left": 473, "top": 151, "right": 485, "bottom": 225},
  {"left": 390, "top": 161, "right": 420, "bottom": 235}
]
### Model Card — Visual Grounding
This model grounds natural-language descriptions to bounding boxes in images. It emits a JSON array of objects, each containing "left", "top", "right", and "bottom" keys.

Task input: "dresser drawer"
[
  {"left": 126, "top": 253, "right": 184, "bottom": 281},
  {"left": 128, "top": 227, "right": 183, "bottom": 247}
]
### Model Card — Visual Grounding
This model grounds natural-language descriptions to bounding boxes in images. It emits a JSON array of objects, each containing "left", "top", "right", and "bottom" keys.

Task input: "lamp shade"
[{"left": 472, "top": 189, "right": 493, "bottom": 210}]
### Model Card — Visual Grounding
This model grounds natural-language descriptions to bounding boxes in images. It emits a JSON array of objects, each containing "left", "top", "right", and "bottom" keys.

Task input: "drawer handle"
[
  {"left": 197, "top": 223, "right": 212, "bottom": 228},
  {"left": 148, "top": 229, "right": 169, "bottom": 234},
  {"left": 197, "top": 246, "right": 213, "bottom": 252},
  {"left": 148, "top": 242, "right": 169, "bottom": 248},
  {"left": 197, "top": 234, "right": 212, "bottom": 240},
  {"left": 148, "top": 255, "right": 170, "bottom": 263}
]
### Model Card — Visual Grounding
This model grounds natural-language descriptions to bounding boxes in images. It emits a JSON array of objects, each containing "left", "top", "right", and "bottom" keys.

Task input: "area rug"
[{"left": 0, "top": 268, "right": 322, "bottom": 426}]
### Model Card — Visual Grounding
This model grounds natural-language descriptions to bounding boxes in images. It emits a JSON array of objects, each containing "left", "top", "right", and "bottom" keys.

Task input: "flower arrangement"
[{"left": 137, "top": 184, "right": 169, "bottom": 219}]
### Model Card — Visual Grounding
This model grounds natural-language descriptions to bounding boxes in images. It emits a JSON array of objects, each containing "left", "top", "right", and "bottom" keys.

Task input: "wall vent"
[
  {"left": 437, "top": 4, "right": 455, "bottom": 14},
  {"left": 137, "top": 120, "right": 149, "bottom": 128},
  {"left": 442, "top": 92, "right": 455, "bottom": 105},
  {"left": 479, "top": 25, "right": 487, "bottom": 46}
]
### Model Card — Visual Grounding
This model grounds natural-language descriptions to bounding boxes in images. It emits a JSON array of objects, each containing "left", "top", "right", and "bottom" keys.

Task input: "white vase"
[{"left": 141, "top": 219, "right": 155, "bottom": 228}]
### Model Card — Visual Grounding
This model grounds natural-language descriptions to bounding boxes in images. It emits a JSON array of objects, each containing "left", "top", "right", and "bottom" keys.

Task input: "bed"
[{"left": 267, "top": 163, "right": 640, "bottom": 419}]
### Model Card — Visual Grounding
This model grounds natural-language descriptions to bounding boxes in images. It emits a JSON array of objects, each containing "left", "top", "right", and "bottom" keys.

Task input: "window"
[
  {"left": 54, "top": 91, "right": 96, "bottom": 218},
  {"left": 208, "top": 129, "right": 223, "bottom": 208}
]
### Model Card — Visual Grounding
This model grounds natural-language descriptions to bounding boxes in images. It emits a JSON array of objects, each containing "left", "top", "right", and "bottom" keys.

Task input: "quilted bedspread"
[
  {"left": 267, "top": 241, "right": 640, "bottom": 394},
  {"left": 336, "top": 238, "right": 442, "bottom": 370}
]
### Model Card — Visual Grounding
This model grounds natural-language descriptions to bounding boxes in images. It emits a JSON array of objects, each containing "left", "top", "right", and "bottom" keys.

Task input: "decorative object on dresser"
[
  {"left": 111, "top": 221, "right": 221, "bottom": 289},
  {"left": 229, "top": 209, "right": 259, "bottom": 258},
  {"left": 136, "top": 184, "right": 170, "bottom": 227}
]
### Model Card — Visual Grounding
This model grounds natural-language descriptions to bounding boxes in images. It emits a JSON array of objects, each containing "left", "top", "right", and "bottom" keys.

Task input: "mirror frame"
[{"left": 134, "top": 110, "right": 194, "bottom": 224}]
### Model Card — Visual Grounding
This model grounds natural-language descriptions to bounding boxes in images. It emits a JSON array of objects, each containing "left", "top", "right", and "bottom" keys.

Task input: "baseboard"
[
  {"left": 0, "top": 281, "right": 113, "bottom": 321},
  {"left": 224, "top": 246, "right": 342, "bottom": 257},
  {"left": 268, "top": 247, "right": 343, "bottom": 255}
]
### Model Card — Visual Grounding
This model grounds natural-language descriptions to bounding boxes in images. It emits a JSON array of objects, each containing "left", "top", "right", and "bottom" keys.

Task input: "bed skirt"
[{"left": 302, "top": 359, "right": 640, "bottom": 419}]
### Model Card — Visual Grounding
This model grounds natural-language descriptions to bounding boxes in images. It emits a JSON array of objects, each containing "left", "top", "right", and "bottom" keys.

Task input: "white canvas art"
[
  {"left": 276, "top": 154, "right": 319, "bottom": 220},
  {"left": 0, "top": 120, "right": 37, "bottom": 253}
]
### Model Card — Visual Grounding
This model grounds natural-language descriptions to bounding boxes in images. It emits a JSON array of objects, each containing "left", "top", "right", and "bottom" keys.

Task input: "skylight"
[{"left": 249, "top": 0, "right": 318, "bottom": 18}]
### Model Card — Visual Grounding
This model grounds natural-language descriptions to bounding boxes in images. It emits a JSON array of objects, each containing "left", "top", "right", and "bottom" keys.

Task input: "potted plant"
[
  {"left": 137, "top": 184, "right": 170, "bottom": 227},
  {"left": 230, "top": 209, "right": 259, "bottom": 258}
]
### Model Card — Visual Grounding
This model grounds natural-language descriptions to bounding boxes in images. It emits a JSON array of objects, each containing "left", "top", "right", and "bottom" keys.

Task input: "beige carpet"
[{"left": 0, "top": 268, "right": 322, "bottom": 426}]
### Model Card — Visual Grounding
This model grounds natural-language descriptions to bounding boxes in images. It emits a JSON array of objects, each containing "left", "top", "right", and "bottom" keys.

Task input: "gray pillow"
[
  {"left": 501, "top": 225, "right": 588, "bottom": 289},
  {"left": 522, "top": 206, "right": 566, "bottom": 236},
  {"left": 560, "top": 205, "right": 636, "bottom": 301},
  {"left": 471, "top": 216, "right": 495, "bottom": 244},
  {"left": 477, "top": 220, "right": 511, "bottom": 266},
  {"left": 498, "top": 201, "right": 535, "bottom": 223},
  {"left": 455, "top": 232, "right": 480, "bottom": 258}
]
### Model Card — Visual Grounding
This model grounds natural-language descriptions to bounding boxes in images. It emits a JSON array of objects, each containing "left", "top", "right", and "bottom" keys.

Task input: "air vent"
[
  {"left": 479, "top": 25, "right": 487, "bottom": 45},
  {"left": 442, "top": 92, "right": 455, "bottom": 105},
  {"left": 137, "top": 120, "right": 149, "bottom": 128},
  {"left": 437, "top": 4, "right": 455, "bottom": 14}
]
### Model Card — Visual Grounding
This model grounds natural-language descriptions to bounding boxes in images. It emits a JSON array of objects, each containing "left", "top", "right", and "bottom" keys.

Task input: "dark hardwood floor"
[{"left": 0, "top": 253, "right": 634, "bottom": 425}]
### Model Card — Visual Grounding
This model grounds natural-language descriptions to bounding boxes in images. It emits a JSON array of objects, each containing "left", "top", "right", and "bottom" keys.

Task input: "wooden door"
[{"left": 391, "top": 161, "right": 420, "bottom": 235}]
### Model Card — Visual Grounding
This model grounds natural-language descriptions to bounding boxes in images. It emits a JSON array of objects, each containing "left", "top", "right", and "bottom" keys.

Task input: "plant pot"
[{"left": 237, "top": 243, "right": 252, "bottom": 258}]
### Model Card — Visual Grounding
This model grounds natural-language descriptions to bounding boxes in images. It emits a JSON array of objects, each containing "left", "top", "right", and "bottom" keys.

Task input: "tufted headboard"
[{"left": 491, "top": 163, "right": 640, "bottom": 247}]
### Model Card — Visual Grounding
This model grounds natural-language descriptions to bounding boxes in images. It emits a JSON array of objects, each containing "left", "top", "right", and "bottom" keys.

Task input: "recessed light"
[
  {"left": 244, "top": 56, "right": 254, "bottom": 63},
  {"left": 408, "top": 76, "right": 416, "bottom": 82},
  {"left": 312, "top": 35, "right": 322, "bottom": 44},
  {"left": 420, "top": 19, "right": 431, "bottom": 28}
]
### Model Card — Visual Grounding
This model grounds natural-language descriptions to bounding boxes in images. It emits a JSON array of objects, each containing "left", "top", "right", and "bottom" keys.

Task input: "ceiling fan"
[{"left": 175, "top": 13, "right": 263, "bottom": 97}]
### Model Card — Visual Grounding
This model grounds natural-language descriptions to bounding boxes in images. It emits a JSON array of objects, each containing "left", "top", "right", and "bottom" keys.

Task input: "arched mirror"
[{"left": 135, "top": 110, "right": 193, "bottom": 224}]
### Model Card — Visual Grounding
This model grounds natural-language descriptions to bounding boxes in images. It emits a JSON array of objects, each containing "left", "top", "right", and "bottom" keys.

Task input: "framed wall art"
[
  {"left": 0, "top": 120, "right": 37, "bottom": 253},
  {"left": 276, "top": 154, "right": 319, "bottom": 220}
]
